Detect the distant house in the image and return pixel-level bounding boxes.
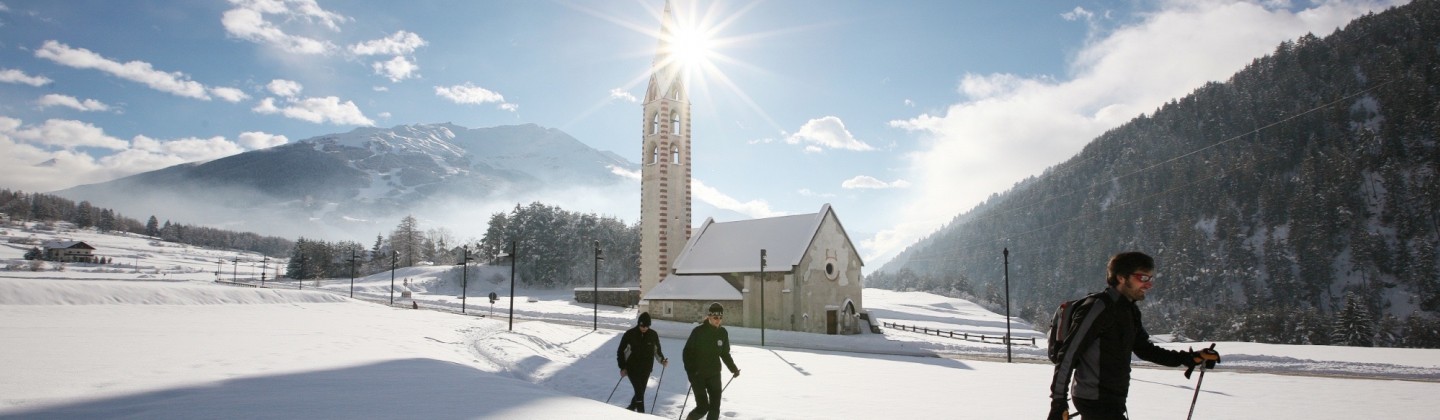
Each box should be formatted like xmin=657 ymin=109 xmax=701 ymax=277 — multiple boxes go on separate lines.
xmin=43 ymin=241 xmax=97 ymax=263
xmin=642 ymin=204 xmax=867 ymax=335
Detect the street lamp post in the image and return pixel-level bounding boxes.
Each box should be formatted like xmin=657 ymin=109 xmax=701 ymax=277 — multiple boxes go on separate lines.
xmin=232 ymin=256 xmax=239 ymax=284
xmin=260 ymin=256 xmax=268 ymax=287
xmin=760 ymin=249 xmax=767 ymax=347
xmin=298 ymin=255 xmax=305 ymax=290
xmin=508 ymin=240 xmax=517 ymax=331
xmin=348 ymin=249 xmax=357 ymax=298
xmin=389 ymin=250 xmax=398 ymax=306
xmin=593 ymin=240 xmax=604 ymax=331
xmin=1003 ymin=247 xmax=1012 ymax=363
xmin=459 ymin=246 xmax=474 ymax=314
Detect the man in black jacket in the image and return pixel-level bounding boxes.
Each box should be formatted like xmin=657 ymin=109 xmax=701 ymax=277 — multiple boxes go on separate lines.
xmin=1049 ymin=252 xmax=1221 ymax=420
xmin=683 ymin=303 xmax=739 ymax=420
xmin=617 ymin=312 xmax=667 ymax=412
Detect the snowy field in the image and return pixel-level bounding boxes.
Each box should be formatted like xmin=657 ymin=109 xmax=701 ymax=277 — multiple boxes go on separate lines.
xmin=2 ymin=225 xmax=1439 ymax=419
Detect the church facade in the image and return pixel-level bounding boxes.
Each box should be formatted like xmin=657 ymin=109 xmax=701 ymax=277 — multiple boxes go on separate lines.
xmin=635 ymin=2 xmax=866 ymax=335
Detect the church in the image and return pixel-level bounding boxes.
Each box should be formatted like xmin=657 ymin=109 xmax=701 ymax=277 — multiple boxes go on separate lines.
xmin=635 ymin=1 xmax=867 ymax=335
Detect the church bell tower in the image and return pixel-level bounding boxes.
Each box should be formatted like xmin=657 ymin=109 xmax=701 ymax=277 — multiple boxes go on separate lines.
xmin=639 ymin=0 xmax=691 ymax=298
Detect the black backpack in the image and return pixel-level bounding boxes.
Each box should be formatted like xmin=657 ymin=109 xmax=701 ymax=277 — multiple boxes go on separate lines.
xmin=1047 ymin=292 xmax=1106 ymax=364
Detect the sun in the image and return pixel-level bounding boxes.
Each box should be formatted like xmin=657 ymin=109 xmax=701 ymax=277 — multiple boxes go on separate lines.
xmin=665 ymin=26 xmax=717 ymax=76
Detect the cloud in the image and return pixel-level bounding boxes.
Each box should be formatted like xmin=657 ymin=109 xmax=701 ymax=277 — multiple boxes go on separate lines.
xmin=693 ymin=179 xmax=785 ymax=219
xmin=903 ymin=99 xmax=914 ymax=107
xmin=267 ymin=79 xmax=303 ymax=97
xmin=253 ymin=96 xmax=374 ymax=126
xmin=1062 ymin=6 xmax=1096 ymax=21
xmin=34 ymin=40 xmax=242 ymax=101
xmin=372 ymin=56 xmax=419 ymax=82
xmin=237 ymin=131 xmax=288 ymax=149
xmin=349 ymin=30 xmax=426 ymax=56
xmin=1 ymin=68 xmax=51 ymax=86
xmin=221 ymin=0 xmax=346 ymax=55
xmin=209 ymin=86 xmax=250 ymax=102
xmin=866 ymin=0 xmax=1405 ymax=267
xmin=608 ymin=165 xmax=640 ymax=181
xmin=609 ymin=88 xmax=638 ymax=103
xmin=0 ymin=116 xmax=258 ymax=192
xmin=435 ymin=82 xmax=516 ymax=111
xmin=797 ymin=188 xmax=836 ymax=198
xmin=785 ymin=116 xmax=874 ymax=153
xmin=841 ymin=176 xmax=911 ymax=190
xmin=3 ymin=117 xmax=127 ymax=150
xmin=36 ymin=94 xmax=111 ymax=112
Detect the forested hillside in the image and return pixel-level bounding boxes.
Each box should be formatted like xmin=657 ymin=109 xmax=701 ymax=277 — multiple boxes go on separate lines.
xmin=871 ymin=1 xmax=1440 ymax=347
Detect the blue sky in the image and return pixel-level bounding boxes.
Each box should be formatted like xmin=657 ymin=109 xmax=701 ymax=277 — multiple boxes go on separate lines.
xmin=0 ymin=0 xmax=1407 ymax=268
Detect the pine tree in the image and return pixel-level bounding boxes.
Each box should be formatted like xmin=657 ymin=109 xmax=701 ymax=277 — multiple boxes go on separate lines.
xmin=389 ymin=215 xmax=422 ymax=267
xmin=1331 ymin=293 xmax=1375 ymax=347
xmin=145 ymin=216 xmax=160 ymax=237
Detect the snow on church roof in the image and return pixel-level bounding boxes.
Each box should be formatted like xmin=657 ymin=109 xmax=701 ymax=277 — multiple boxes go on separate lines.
xmin=672 ymin=204 xmax=839 ymax=274
xmin=641 ymin=274 xmax=741 ymax=301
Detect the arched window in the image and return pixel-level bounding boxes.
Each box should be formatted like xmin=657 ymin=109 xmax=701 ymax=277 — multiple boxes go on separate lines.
xmin=651 ymin=145 xmax=659 ymax=164
xmin=650 ymin=113 xmax=659 ymax=135
xmin=670 ymin=112 xmax=681 ymax=135
xmin=671 ymin=145 xmax=680 ymax=164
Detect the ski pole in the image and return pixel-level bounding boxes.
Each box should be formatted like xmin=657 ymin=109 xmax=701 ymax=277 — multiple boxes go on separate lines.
xmin=677 ymin=382 xmax=692 ymax=420
xmin=1186 ymin=343 xmax=1216 ymax=420
xmin=651 ymin=363 xmax=667 ymax=413
xmin=721 ymin=375 xmax=735 ymax=392
xmin=605 ymin=375 xmax=624 ymax=404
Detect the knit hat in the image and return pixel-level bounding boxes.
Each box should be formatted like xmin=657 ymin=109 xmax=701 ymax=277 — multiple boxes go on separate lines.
xmin=638 ymin=312 xmax=652 ymax=327
xmin=707 ymin=302 xmax=724 ymax=316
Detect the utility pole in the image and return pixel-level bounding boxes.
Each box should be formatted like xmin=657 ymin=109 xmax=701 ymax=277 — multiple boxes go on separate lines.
xmin=348 ymin=249 xmax=357 ymax=298
xmin=760 ymin=249 xmax=767 ymax=347
xmin=1003 ymin=247 xmax=1012 ymax=363
xmin=593 ymin=240 xmax=604 ymax=331
xmin=460 ymin=246 xmax=473 ymax=314
xmin=508 ymin=240 xmax=517 ymax=331
xmin=232 ymin=256 xmax=239 ymax=284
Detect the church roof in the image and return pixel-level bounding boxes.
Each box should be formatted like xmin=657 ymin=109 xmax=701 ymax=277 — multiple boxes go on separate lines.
xmin=641 ymin=274 xmax=742 ymax=301
xmin=672 ymin=203 xmax=855 ymax=274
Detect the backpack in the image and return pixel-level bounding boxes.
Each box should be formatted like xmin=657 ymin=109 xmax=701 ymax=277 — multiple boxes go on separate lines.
xmin=1047 ymin=292 xmax=1105 ymax=364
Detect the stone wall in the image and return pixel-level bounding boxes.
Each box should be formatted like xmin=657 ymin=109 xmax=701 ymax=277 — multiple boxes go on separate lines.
xmin=574 ymin=287 xmax=641 ymax=307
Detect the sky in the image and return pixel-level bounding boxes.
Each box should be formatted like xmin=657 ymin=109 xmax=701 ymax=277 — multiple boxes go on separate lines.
xmin=1 ymin=221 xmax=1436 ymax=419
xmin=0 ymin=0 xmax=1413 ymax=269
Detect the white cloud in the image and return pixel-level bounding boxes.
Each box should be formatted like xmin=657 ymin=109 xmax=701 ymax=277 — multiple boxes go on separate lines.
xmin=609 ymin=88 xmax=638 ymax=103
xmin=0 ymin=68 xmax=51 ymax=86
xmin=36 ymin=94 xmax=111 ymax=112
xmin=131 ymin=135 xmax=245 ymax=162
xmin=377 ymin=111 xmax=392 ymax=119
xmin=903 ymin=99 xmax=914 ymax=107
xmin=237 ymin=131 xmax=288 ymax=149
xmin=221 ymin=0 xmax=346 ymax=55
xmin=372 ymin=86 xmax=389 ymax=92
xmin=34 ymin=41 xmax=213 ymax=100
xmin=372 ymin=56 xmax=419 ymax=82
xmin=1062 ymin=6 xmax=1096 ymax=21
xmin=435 ymin=82 xmax=517 ymax=111
xmin=785 ymin=116 xmax=874 ymax=153
xmin=4 ymin=117 xmax=127 ymax=150
xmin=253 ymin=96 xmax=374 ymax=126
xmin=840 ymin=176 xmax=911 ymax=190
xmin=267 ymin=79 xmax=303 ymax=97
xmin=349 ymin=30 xmax=427 ymax=56
xmin=209 ymin=86 xmax=250 ymax=102
xmin=797 ymin=188 xmax=836 ymax=198
xmin=608 ymin=165 xmax=640 ymax=181
xmin=693 ymin=179 xmax=785 ymax=219
xmin=867 ymin=0 xmax=1405 ymax=267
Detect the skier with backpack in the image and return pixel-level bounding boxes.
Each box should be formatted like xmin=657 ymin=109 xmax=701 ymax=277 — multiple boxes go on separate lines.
xmin=1047 ymin=251 xmax=1221 ymax=420
xmin=616 ymin=312 xmax=667 ymax=412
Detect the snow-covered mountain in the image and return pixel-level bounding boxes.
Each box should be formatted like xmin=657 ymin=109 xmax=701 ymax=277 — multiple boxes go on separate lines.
xmin=53 ymin=123 xmax=638 ymax=239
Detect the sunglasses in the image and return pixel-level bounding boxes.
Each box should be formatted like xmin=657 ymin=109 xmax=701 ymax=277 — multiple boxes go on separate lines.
xmin=1131 ymin=273 xmax=1155 ymax=283
xmin=709 ymin=314 xmax=724 ymax=319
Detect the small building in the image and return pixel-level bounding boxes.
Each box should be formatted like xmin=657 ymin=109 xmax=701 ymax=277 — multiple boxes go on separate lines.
xmin=642 ymin=204 xmax=866 ymax=335
xmin=44 ymin=241 xmax=97 ymax=263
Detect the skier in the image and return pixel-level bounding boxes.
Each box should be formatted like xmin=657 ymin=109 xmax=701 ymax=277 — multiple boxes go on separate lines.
xmin=683 ymin=303 xmax=739 ymax=420
xmin=1048 ymin=251 xmax=1221 ymax=420
xmin=616 ymin=312 xmax=667 ymax=412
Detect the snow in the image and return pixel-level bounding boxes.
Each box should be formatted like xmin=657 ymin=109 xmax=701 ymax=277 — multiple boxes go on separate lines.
xmin=2 ymin=225 xmax=1439 ymax=419
xmin=673 ymin=206 xmax=829 ymax=274
xmin=645 ymin=275 xmax=742 ymax=301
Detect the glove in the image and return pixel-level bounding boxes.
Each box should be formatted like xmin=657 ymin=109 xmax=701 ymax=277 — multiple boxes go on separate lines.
xmin=661 ymin=358 xmax=669 ymax=367
xmin=731 ymin=369 xmax=740 ymax=378
xmin=1047 ymin=398 xmax=1069 ymax=420
xmin=1188 ymin=348 xmax=1221 ymax=369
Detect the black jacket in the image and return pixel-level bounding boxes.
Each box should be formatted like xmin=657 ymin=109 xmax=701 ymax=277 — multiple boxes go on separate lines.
xmin=682 ymin=322 xmax=738 ymax=380
xmin=1051 ymin=287 xmax=1191 ymax=403
xmin=617 ymin=326 xmax=666 ymax=372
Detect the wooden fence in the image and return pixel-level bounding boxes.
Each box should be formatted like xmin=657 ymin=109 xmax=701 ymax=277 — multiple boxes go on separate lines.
xmin=882 ymin=321 xmax=1037 ymax=346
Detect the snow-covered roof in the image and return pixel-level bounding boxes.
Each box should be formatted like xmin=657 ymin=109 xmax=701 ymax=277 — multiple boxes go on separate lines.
xmin=43 ymin=241 xmax=94 ymax=250
xmin=672 ymin=204 xmax=836 ymax=274
xmin=640 ymin=274 xmax=741 ymax=301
